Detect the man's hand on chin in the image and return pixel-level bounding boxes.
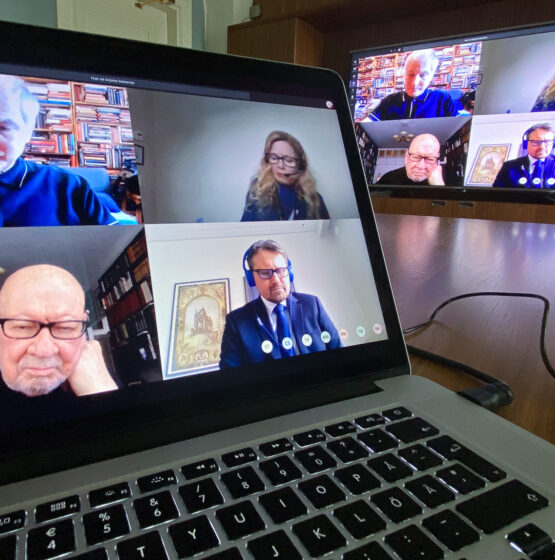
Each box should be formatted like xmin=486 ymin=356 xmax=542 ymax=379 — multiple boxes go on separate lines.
xmin=428 ymin=164 xmax=445 ymax=186
xmin=68 ymin=340 xmax=117 ymax=396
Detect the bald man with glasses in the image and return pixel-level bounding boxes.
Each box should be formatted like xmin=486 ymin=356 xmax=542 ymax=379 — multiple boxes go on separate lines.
xmin=376 ymin=134 xmax=446 ymax=186
xmin=0 ymin=264 xmax=116 ymax=397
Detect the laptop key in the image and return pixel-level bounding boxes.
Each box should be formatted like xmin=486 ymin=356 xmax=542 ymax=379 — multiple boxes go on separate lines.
xmin=292 ymin=514 xmax=347 ymax=557
xmin=221 ymin=447 xmax=257 ymax=468
xmin=398 ymin=444 xmax=443 ymax=471
xmin=507 ymin=523 xmax=552 ymax=555
xmin=343 ymin=541 xmax=394 ymax=560
xmin=27 ymin=519 xmax=75 ymax=560
xmin=137 ymin=469 xmax=177 ymax=494
xmin=299 ymin=474 xmax=346 ymax=509
xmin=530 ymin=542 xmax=555 ymax=559
xmin=0 ymin=510 xmax=26 ymax=535
xmin=258 ymin=486 xmax=308 ymax=523
xmin=293 ymin=429 xmax=326 ymax=447
xmin=247 ymin=530 xmax=302 ymax=560
xmin=259 ymin=455 xmax=302 ymax=486
xmin=169 ymin=515 xmax=220 ymax=557
xmin=436 ymin=463 xmax=485 ymax=494
xmin=325 ymin=421 xmax=356 ymax=437
xmin=385 ymin=417 xmax=439 ymax=443
xmin=353 ymin=413 xmax=385 ymax=429
xmin=357 ymin=429 xmax=398 ymax=452
xmin=70 ymin=549 xmax=107 ymax=560
xmin=0 ymin=535 xmax=16 ymax=560
xmin=181 ymin=458 xmax=218 ymax=480
xmin=327 ymin=437 xmax=369 ymax=463
xmin=216 ymin=501 xmax=265 ymax=540
xmin=204 ymin=548 xmax=242 ymax=560
xmin=259 ymin=438 xmax=293 ymax=457
xmin=371 ymin=487 xmax=422 ymax=523
xmin=89 ymin=482 xmax=131 ymax=508
xmin=381 ymin=406 xmax=412 ymax=421
xmin=384 ymin=524 xmax=443 ymax=559
xmin=179 ymin=478 xmax=224 ymax=513
xmin=427 ymin=435 xmax=507 ymax=482
xmin=116 ymin=531 xmax=168 ymax=560
xmin=456 ymin=479 xmax=549 ymax=534
xmin=367 ymin=452 xmax=413 ymax=483
xmin=221 ymin=466 xmax=265 ymax=499
xmin=333 ymin=500 xmax=386 ymax=539
xmin=404 ymin=475 xmax=455 ymax=508
xmin=294 ymin=446 xmax=337 ymax=474
xmin=133 ymin=490 xmax=179 ymax=528
xmin=423 ymin=510 xmax=480 ymax=551
xmin=334 ymin=463 xmax=380 ymax=495
xmin=83 ymin=504 xmax=130 ymax=545
xmin=35 ymin=495 xmax=80 ymax=523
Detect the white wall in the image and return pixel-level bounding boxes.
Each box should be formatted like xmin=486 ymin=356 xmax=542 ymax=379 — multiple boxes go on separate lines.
xmin=128 ymin=88 xmax=359 ymax=223
xmin=204 ymin=0 xmax=252 ymax=53
xmin=145 ymin=219 xmax=387 ymax=376
xmin=465 ymin=111 xmax=555 ymax=185
xmin=475 ymin=31 xmax=555 ymax=115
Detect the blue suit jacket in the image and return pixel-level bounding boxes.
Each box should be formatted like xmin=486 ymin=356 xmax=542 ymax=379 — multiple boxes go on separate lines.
xmin=492 ymin=155 xmax=555 ymax=188
xmin=219 ymin=292 xmax=342 ymax=369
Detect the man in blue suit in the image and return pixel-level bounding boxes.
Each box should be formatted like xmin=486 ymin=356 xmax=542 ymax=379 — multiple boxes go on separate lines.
xmin=219 ymin=239 xmax=342 ymax=369
xmin=492 ymin=123 xmax=555 ymax=188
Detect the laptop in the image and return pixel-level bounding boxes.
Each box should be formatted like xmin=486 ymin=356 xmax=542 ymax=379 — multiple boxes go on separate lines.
xmin=0 ymin=20 xmax=553 ymax=560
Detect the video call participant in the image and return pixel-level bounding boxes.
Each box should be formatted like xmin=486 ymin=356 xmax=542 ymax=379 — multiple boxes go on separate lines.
xmin=0 ymin=74 xmax=117 ymax=227
xmin=0 ymin=264 xmax=117 ymax=397
xmin=376 ymin=134 xmax=445 ymax=186
xmin=219 ymin=240 xmax=341 ymax=369
xmin=493 ymin=123 xmax=555 ymax=188
xmin=240 ymin=130 xmax=330 ymax=221
xmin=366 ymin=49 xmax=462 ymax=121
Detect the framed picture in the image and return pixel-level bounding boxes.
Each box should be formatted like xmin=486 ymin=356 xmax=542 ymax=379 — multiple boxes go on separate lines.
xmin=167 ymin=279 xmax=230 ymax=377
xmin=467 ymin=144 xmax=511 ymax=186
xmin=134 ymin=144 xmax=144 ymax=165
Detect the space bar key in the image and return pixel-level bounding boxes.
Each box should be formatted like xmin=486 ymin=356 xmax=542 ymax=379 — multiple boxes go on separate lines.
xmin=455 ymin=480 xmax=549 ymax=534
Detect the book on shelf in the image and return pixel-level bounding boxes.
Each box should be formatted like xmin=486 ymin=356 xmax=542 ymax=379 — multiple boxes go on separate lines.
xmin=133 ymin=258 xmax=150 ymax=284
xmin=126 ymin=234 xmax=148 ymax=264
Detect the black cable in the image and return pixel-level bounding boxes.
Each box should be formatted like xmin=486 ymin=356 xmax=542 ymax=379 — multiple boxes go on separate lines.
xmin=403 ymin=291 xmax=554 ymax=379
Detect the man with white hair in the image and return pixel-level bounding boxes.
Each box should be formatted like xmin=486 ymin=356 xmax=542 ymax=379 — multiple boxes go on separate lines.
xmin=0 ymin=74 xmax=116 ymax=226
xmin=367 ymin=49 xmax=462 ymax=121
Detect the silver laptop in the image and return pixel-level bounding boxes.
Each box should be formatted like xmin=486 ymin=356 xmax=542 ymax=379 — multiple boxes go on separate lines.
xmin=0 ymin=21 xmax=553 ymax=560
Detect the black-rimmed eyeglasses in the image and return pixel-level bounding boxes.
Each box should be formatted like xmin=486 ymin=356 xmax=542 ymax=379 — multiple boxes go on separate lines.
xmin=266 ymin=152 xmax=299 ymax=169
xmin=407 ymin=153 xmax=439 ymax=164
xmin=254 ymin=267 xmax=290 ymax=280
xmin=0 ymin=319 xmax=88 ymax=340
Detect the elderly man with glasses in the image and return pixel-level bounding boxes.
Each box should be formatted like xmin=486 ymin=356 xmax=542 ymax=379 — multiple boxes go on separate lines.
xmin=376 ymin=134 xmax=445 ymax=186
xmin=493 ymin=123 xmax=555 ymax=189
xmin=219 ymin=240 xmax=341 ymax=369
xmin=0 ymin=264 xmax=116 ymax=397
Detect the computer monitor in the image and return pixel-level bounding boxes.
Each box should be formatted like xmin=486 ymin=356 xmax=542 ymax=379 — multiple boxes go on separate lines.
xmin=348 ymin=24 xmax=555 ymax=192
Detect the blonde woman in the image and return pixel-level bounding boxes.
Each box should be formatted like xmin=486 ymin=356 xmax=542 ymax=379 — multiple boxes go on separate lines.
xmin=241 ymin=131 xmax=329 ymax=221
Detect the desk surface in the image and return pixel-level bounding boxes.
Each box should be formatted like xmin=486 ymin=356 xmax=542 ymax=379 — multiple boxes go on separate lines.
xmin=375 ymin=214 xmax=555 ymax=443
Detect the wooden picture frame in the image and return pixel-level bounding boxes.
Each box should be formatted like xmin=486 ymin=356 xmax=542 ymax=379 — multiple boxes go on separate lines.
xmin=167 ymin=278 xmax=230 ymax=377
xmin=467 ymin=144 xmax=511 ymax=186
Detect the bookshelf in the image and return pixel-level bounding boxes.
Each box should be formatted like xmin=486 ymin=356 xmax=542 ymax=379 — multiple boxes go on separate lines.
xmin=445 ymin=120 xmax=472 ymax=185
xmin=97 ymin=229 xmax=161 ymax=386
xmin=22 ymin=78 xmax=135 ymax=175
xmin=354 ymin=123 xmax=378 ymax=185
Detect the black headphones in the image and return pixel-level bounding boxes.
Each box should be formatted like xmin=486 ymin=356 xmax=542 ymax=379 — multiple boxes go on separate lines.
xmin=243 ymin=246 xmax=294 ymax=287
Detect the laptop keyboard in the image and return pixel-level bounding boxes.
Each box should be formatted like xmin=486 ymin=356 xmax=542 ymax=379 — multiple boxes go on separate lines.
xmin=1 ymin=406 xmax=553 ymax=559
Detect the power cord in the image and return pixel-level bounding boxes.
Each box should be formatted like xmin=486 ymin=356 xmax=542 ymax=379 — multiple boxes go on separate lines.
xmin=402 ymin=291 xmax=554 ymax=410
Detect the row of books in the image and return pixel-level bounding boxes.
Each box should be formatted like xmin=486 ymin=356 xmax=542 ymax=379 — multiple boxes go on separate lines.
xmin=75 ymin=105 xmax=132 ymax=125
xmin=112 ymin=318 xmax=157 ymax=360
xmin=22 ymin=155 xmax=72 ymax=167
xmin=26 ymin=132 xmax=75 ymax=155
xmin=77 ymin=143 xmax=136 ymax=169
xmin=126 ymin=234 xmax=148 ymax=264
xmin=35 ymin=107 xmax=73 ymax=129
xmin=73 ymin=84 xmax=129 ymax=107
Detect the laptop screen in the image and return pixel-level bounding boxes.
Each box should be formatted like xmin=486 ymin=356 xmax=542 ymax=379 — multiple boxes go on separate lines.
xmin=0 ymin=24 xmax=406 ymax=471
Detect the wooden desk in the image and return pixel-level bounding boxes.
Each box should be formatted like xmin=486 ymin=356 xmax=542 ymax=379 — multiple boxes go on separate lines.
xmin=375 ymin=214 xmax=555 ymax=443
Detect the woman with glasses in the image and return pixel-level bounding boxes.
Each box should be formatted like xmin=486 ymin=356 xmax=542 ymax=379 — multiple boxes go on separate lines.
xmin=240 ymin=130 xmax=330 ymax=221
